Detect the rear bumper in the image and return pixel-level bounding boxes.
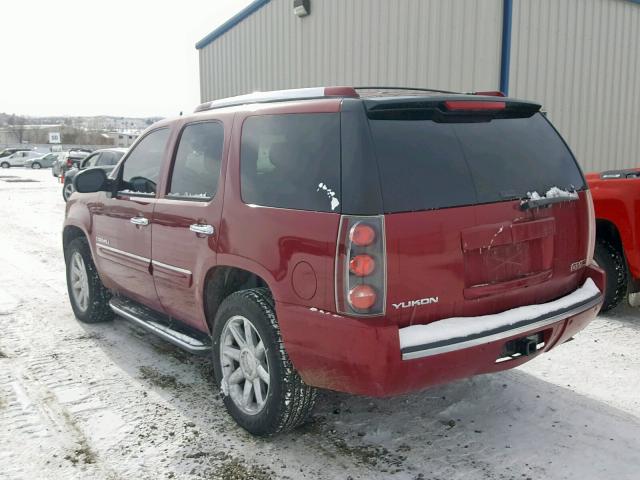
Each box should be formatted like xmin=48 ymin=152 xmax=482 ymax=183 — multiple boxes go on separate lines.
xmin=277 ymin=265 xmax=605 ymax=397
xmin=400 ymin=278 xmax=602 ymax=360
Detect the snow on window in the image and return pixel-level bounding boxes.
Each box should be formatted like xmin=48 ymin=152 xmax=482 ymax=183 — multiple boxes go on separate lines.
xmin=526 ymin=187 xmax=578 ymax=201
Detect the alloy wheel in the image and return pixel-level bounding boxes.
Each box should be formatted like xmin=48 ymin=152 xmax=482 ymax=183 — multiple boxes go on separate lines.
xmin=64 ymin=183 xmax=75 ymax=199
xmin=220 ymin=315 xmax=270 ymax=415
xmin=70 ymin=252 xmax=90 ymax=312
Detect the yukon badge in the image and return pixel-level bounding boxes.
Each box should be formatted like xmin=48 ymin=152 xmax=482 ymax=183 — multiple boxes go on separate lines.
xmin=393 ymin=297 xmax=439 ymax=310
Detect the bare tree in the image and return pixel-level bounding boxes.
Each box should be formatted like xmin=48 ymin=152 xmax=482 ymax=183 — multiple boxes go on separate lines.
xmin=7 ymin=114 xmax=27 ymax=144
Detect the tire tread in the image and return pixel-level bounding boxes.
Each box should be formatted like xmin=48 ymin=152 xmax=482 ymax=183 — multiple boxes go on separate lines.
xmin=65 ymin=237 xmax=113 ymax=323
xmin=214 ymin=288 xmax=317 ymax=435
xmin=594 ymin=239 xmax=627 ymax=312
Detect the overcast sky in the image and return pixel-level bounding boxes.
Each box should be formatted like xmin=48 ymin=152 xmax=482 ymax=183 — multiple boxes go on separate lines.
xmin=0 ymin=0 xmax=252 ymax=118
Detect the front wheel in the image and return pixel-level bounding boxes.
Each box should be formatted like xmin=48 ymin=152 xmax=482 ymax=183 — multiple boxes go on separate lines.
xmin=32 ymin=162 xmax=41 ymax=169
xmin=212 ymin=288 xmax=317 ymax=436
xmin=1 ymin=162 xmax=9 ymax=169
xmin=65 ymin=237 xmax=113 ymax=323
xmin=63 ymin=181 xmax=74 ymax=201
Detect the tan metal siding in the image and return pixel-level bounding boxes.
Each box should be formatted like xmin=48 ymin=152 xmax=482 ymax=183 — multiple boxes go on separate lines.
xmin=510 ymin=0 xmax=640 ymax=172
xmin=199 ymin=0 xmax=503 ymax=101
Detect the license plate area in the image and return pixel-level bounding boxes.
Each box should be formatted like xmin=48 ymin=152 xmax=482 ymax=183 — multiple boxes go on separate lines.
xmin=496 ymin=332 xmax=545 ymax=363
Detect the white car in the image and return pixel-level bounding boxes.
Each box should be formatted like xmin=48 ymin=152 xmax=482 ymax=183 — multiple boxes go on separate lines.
xmin=0 ymin=150 xmax=43 ymax=168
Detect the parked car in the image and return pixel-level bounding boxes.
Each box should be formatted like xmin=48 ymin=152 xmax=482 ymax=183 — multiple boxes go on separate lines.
xmin=64 ymin=86 xmax=605 ymax=436
xmin=0 ymin=150 xmax=44 ymax=168
xmin=586 ymin=168 xmax=640 ymax=311
xmin=24 ymin=152 xmax=61 ymax=169
xmin=0 ymin=147 xmax=33 ymax=159
xmin=62 ymin=148 xmax=126 ymax=201
xmin=57 ymin=149 xmax=92 ymax=176
xmin=52 ymin=157 xmax=64 ymax=177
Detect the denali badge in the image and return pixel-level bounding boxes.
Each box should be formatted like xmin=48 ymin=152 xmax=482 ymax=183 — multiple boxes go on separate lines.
xmin=96 ymin=236 xmax=110 ymax=246
xmin=570 ymin=259 xmax=587 ymax=272
xmin=393 ymin=297 xmax=439 ymax=310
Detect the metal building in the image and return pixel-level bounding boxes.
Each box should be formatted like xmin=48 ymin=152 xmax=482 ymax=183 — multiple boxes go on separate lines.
xmin=196 ymin=0 xmax=640 ymax=172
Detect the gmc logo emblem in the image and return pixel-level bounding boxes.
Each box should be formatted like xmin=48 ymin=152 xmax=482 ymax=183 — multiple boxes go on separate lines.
xmin=392 ymin=297 xmax=439 ymax=310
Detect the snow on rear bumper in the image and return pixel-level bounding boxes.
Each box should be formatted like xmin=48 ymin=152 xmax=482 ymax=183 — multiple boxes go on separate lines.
xmin=399 ymin=278 xmax=603 ymax=360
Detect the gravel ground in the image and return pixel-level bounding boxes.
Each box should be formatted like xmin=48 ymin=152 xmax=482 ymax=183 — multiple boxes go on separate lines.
xmin=0 ymin=168 xmax=639 ymax=480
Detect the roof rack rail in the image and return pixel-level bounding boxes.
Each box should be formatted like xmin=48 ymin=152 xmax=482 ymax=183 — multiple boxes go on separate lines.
xmin=192 ymin=86 xmax=503 ymax=113
xmin=194 ymin=86 xmax=358 ymax=113
xmin=355 ymin=86 xmax=461 ymax=95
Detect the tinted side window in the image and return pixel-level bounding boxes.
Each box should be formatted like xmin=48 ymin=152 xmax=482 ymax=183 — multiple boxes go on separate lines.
xmin=97 ymin=152 xmax=113 ymax=166
xmin=97 ymin=151 xmax=122 ymax=166
xmin=240 ymin=113 xmax=341 ymax=212
xmin=84 ymin=153 xmax=100 ymax=168
xmin=120 ymin=128 xmax=170 ymax=194
xmin=168 ymin=122 xmax=224 ymax=200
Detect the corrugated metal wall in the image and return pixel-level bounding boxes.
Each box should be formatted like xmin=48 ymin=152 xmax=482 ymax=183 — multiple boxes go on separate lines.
xmin=199 ymin=0 xmax=640 ymax=173
xmin=199 ymin=0 xmax=504 ymax=101
xmin=510 ymin=0 xmax=640 ymax=172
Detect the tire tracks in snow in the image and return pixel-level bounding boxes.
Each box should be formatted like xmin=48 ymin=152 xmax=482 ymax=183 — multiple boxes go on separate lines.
xmin=2 ymin=170 xmax=640 ymax=480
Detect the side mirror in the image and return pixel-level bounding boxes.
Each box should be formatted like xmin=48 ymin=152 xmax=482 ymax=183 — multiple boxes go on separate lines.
xmin=74 ymin=168 xmax=111 ymax=193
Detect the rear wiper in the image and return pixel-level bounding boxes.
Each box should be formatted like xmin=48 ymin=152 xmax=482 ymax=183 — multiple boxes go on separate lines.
xmin=519 ymin=190 xmax=579 ymax=211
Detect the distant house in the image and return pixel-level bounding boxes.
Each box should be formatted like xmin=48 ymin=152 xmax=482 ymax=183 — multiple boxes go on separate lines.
xmin=104 ymin=131 xmax=139 ymax=148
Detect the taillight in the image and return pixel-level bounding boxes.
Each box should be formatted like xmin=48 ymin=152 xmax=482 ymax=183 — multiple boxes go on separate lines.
xmin=473 ymin=91 xmax=505 ymax=97
xmin=349 ymin=222 xmax=375 ymax=246
xmin=336 ymin=215 xmax=386 ymax=316
xmin=585 ymin=190 xmax=596 ymax=264
xmin=348 ymin=285 xmax=377 ymax=310
xmin=444 ymin=100 xmax=506 ymax=111
xmin=349 ymin=254 xmax=375 ymax=277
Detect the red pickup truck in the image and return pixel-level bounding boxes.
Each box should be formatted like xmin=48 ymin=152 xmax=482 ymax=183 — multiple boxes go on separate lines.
xmin=587 ymin=169 xmax=640 ymax=311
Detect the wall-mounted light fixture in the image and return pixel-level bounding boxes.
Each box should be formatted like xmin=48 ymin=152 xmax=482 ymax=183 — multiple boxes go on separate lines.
xmin=293 ymin=0 xmax=310 ymax=17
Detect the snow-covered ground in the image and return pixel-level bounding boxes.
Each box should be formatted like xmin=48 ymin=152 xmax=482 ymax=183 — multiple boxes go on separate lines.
xmin=0 ymin=168 xmax=639 ymax=480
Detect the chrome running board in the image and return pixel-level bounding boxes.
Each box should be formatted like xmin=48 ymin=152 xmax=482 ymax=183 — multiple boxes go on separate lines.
xmin=109 ymin=297 xmax=212 ymax=355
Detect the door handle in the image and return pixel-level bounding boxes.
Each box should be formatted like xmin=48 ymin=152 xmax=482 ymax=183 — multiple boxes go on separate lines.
xmin=189 ymin=224 xmax=215 ymax=236
xmin=130 ymin=216 xmax=149 ymax=226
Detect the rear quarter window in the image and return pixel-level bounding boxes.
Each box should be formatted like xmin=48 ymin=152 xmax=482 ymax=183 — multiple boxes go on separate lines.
xmin=240 ymin=113 xmax=341 ymax=213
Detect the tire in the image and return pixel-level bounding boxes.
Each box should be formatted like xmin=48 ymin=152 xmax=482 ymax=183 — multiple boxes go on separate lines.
xmin=32 ymin=162 xmax=41 ymax=169
xmin=1 ymin=162 xmax=9 ymax=169
xmin=63 ymin=181 xmax=74 ymax=201
xmin=594 ymin=239 xmax=628 ymax=312
xmin=212 ymin=288 xmax=317 ymax=436
xmin=65 ymin=237 xmax=113 ymax=323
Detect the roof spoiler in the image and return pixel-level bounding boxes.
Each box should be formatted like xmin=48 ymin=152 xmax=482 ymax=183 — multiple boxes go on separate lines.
xmin=364 ymin=98 xmax=541 ymax=121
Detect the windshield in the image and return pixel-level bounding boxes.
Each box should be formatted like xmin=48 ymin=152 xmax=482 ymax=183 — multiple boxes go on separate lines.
xmin=368 ymin=113 xmax=586 ymax=213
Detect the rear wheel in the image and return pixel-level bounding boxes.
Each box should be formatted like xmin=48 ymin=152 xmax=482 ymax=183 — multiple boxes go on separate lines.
xmin=212 ymin=288 xmax=317 ymax=436
xmin=65 ymin=237 xmax=113 ymax=323
xmin=594 ymin=239 xmax=628 ymax=312
xmin=63 ymin=181 xmax=74 ymax=201
xmin=1 ymin=162 xmax=9 ymax=169
xmin=31 ymin=162 xmax=41 ymax=169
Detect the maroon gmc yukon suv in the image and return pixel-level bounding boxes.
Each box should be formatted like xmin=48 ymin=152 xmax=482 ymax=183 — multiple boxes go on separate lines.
xmin=64 ymin=87 xmax=604 ymax=436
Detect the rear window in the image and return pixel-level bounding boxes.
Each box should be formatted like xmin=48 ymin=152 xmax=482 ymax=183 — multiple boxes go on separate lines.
xmin=368 ymin=113 xmax=585 ymax=213
xmin=240 ymin=113 xmax=341 ymax=212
